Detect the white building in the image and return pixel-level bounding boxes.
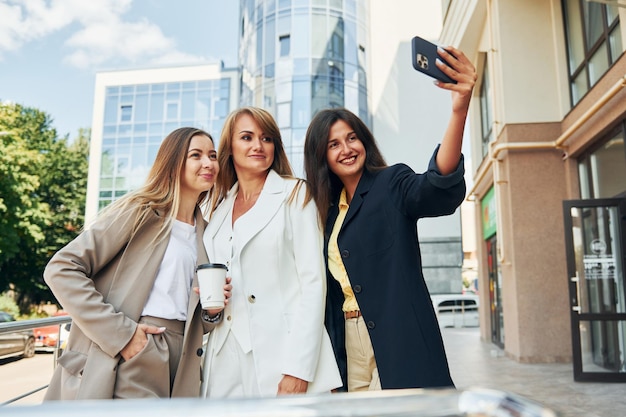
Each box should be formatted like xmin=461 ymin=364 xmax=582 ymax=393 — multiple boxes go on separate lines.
xmin=85 ymin=63 xmax=239 ymax=222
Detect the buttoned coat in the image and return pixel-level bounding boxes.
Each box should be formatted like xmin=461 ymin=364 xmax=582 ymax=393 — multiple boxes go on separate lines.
xmin=202 ymin=170 xmax=341 ymax=396
xmin=324 ymin=148 xmax=465 ymax=390
xmin=43 ymin=205 xmax=212 ymax=400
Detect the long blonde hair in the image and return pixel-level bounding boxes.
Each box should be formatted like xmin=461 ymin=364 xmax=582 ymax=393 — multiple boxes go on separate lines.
xmin=98 ymin=127 xmax=214 ymax=243
xmin=212 ymin=107 xmax=298 ymax=210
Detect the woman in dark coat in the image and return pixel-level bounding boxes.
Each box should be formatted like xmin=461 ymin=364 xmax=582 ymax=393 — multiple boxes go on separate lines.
xmin=303 ymin=44 xmax=476 ymax=391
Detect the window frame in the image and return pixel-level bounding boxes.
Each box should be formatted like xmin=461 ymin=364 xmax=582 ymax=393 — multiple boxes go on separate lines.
xmin=577 ymin=119 xmax=626 ymax=199
xmin=478 ymin=56 xmax=494 ymax=159
xmin=279 ymin=33 xmax=291 ymax=57
xmin=562 ymin=0 xmax=621 ymax=106
xmin=119 ymin=104 xmax=133 ymax=123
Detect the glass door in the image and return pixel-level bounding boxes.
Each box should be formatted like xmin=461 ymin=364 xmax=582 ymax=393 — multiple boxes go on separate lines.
xmin=486 ymin=236 xmax=504 ymax=348
xmin=563 ymin=198 xmax=626 ymax=381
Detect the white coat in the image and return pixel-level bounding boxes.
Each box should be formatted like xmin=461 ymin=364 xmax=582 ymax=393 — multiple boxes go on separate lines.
xmin=201 ymin=170 xmax=341 ymax=396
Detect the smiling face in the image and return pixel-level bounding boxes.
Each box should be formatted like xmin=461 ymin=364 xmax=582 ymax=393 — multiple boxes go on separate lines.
xmin=180 ymin=134 xmax=219 ymax=198
xmin=230 ymin=113 xmax=275 ymax=177
xmin=326 ymin=119 xmax=366 ymax=186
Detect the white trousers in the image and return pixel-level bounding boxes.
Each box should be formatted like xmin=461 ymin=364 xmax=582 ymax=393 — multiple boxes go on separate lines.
xmin=202 ymin=330 xmax=261 ymax=398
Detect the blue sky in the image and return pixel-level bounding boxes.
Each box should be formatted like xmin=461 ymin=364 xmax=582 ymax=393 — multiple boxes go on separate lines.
xmin=0 ymin=0 xmax=239 ymax=139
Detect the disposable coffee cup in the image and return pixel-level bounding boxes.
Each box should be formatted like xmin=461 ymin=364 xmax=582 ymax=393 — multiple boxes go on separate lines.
xmin=196 ymin=263 xmax=228 ymax=309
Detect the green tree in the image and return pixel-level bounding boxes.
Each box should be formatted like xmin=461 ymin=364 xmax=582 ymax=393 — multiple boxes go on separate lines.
xmin=0 ymin=103 xmax=89 ymax=312
xmin=0 ymin=104 xmax=50 ymax=273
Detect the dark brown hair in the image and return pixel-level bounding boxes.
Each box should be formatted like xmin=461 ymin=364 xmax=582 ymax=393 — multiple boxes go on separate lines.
xmin=304 ymin=108 xmax=386 ymax=225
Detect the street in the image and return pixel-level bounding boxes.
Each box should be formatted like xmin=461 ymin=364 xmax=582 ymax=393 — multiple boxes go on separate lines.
xmin=0 ymin=353 xmax=52 ymax=405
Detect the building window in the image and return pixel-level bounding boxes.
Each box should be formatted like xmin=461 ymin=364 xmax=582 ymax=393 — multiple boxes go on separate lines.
xmin=279 ymin=34 xmax=291 ymax=57
xmin=277 ymin=102 xmax=291 ymax=128
xmin=329 ymin=63 xmax=344 ymax=97
xmin=120 ymin=105 xmax=133 ymax=122
xmin=166 ymin=102 xmax=179 ymax=120
xmin=479 ymin=59 xmax=494 ymax=159
xmin=578 ymin=120 xmax=626 ymax=199
xmin=329 ymin=20 xmax=344 ymax=60
xmin=562 ymin=0 xmax=621 ymax=106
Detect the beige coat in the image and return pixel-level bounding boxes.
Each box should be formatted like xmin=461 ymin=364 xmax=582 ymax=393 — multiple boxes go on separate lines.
xmin=43 ymin=205 xmax=212 ymax=400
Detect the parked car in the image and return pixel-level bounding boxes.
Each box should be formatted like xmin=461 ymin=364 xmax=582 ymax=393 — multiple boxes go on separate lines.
xmin=33 ymin=311 xmax=69 ymax=353
xmin=0 ymin=311 xmax=36 ymax=360
xmin=430 ymin=294 xmax=479 ymax=328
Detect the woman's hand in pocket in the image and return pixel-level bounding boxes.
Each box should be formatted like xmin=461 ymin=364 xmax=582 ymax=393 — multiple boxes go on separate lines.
xmin=120 ymin=323 xmax=165 ymax=361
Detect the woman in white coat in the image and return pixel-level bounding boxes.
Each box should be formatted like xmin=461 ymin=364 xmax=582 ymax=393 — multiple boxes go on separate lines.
xmin=201 ymin=107 xmax=341 ymax=398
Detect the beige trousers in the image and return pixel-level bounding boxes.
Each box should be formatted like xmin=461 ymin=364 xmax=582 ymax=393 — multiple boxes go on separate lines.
xmin=345 ymin=316 xmax=381 ymax=392
xmin=113 ymin=316 xmax=184 ymax=398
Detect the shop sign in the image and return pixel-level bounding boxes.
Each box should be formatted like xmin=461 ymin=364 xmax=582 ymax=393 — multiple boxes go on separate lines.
xmin=482 ymin=186 xmax=497 ymax=239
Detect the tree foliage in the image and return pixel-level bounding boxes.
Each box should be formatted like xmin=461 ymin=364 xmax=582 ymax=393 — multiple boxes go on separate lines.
xmin=0 ymin=102 xmax=89 ymax=312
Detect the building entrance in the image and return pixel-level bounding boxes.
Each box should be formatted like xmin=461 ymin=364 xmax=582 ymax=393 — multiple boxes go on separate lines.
xmin=486 ymin=236 xmax=504 ymax=348
xmin=563 ymin=198 xmax=626 ymax=382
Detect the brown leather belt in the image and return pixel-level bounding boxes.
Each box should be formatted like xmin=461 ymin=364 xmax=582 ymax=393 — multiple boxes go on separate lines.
xmin=344 ymin=310 xmax=362 ymax=320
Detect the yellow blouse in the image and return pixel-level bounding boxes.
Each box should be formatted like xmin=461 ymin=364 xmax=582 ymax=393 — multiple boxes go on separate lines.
xmin=327 ymin=188 xmax=360 ymax=312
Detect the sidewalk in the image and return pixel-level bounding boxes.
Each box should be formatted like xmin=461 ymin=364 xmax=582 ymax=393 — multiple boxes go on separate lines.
xmin=441 ymin=327 xmax=626 ymax=417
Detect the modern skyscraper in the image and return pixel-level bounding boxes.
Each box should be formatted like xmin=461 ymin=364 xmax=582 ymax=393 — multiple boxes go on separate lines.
xmin=84 ymin=63 xmax=239 ymax=222
xmin=239 ymin=0 xmax=370 ymax=175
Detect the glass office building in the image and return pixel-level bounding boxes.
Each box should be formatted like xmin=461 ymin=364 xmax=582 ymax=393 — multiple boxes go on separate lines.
xmin=86 ymin=2 xmax=372 ymax=217
xmin=84 ymin=64 xmax=239 ymax=222
xmin=239 ymin=0 xmax=370 ymax=175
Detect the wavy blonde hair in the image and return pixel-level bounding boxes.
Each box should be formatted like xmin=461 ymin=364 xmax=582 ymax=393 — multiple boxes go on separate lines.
xmin=97 ymin=127 xmax=214 ymax=243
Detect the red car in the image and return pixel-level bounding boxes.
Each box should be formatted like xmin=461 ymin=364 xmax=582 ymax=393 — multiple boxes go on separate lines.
xmin=34 ymin=312 xmax=69 ymax=353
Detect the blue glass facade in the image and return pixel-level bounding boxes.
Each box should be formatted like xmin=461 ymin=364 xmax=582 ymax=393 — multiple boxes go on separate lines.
xmin=88 ymin=2 xmax=372 ymax=218
xmin=239 ymin=0 xmax=370 ymax=175
xmin=96 ymin=76 xmax=234 ymax=211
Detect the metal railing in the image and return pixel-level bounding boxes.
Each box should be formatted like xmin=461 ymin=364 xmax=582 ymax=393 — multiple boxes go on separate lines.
xmin=0 ymin=315 xmax=72 ymax=405
xmin=0 ymin=315 xmax=72 ymax=333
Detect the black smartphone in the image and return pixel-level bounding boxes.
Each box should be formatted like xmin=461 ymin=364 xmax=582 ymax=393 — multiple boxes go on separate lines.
xmin=411 ymin=36 xmax=456 ymax=84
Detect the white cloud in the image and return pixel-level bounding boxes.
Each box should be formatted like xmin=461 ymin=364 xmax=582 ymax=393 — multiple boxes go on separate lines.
xmin=0 ymin=0 xmax=205 ymax=68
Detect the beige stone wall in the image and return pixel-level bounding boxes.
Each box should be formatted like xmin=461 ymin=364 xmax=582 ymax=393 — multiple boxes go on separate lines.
xmin=500 ymin=127 xmax=572 ymax=362
xmin=473 ymin=122 xmax=572 ymax=363
xmin=445 ymin=0 xmax=626 ymax=366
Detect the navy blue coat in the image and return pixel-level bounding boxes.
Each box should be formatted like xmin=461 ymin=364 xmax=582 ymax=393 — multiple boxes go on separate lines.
xmin=324 ymin=148 xmax=465 ymax=390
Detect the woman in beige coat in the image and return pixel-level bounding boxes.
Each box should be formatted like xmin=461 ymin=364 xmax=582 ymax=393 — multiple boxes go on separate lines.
xmin=43 ymin=127 xmax=230 ymax=400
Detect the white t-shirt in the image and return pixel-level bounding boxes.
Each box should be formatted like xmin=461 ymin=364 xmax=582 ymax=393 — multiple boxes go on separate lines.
xmin=141 ymin=219 xmax=197 ymax=321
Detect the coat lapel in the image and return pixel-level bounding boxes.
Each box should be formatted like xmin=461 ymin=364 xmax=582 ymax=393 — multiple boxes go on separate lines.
xmin=185 ymin=207 xmax=207 ymax=331
xmin=343 ymin=169 xmax=375 ymax=228
xmin=234 ymin=170 xmax=286 ymax=255
xmin=205 ymin=187 xmax=236 ymax=261
xmin=108 ymin=209 xmax=168 ymax=321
